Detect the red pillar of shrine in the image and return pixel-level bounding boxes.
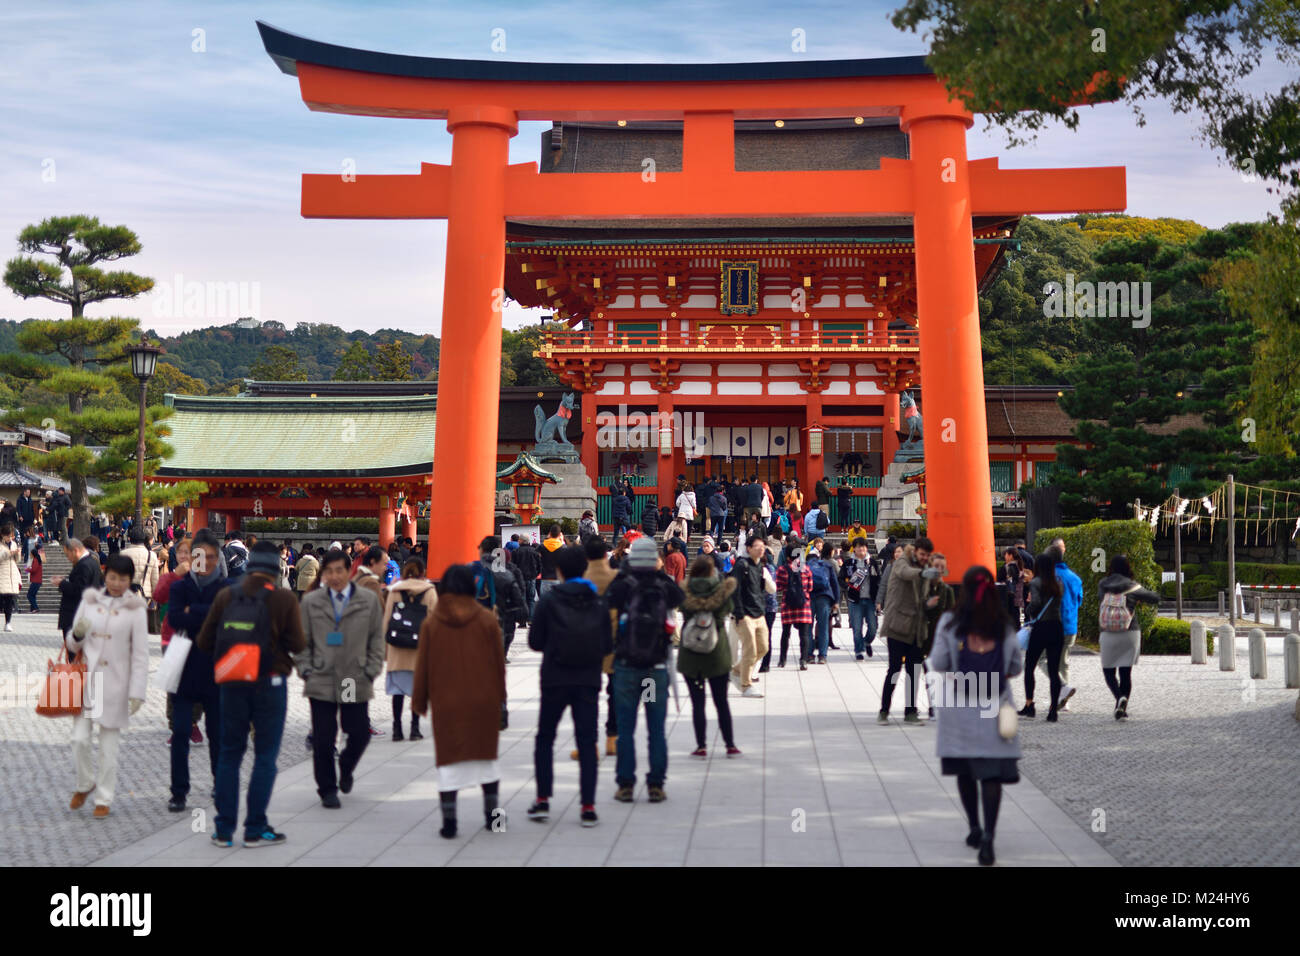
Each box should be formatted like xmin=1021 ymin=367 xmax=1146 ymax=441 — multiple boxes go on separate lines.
xmin=189 ymin=506 xmax=207 ymax=535
xmin=657 ymin=392 xmax=675 ymax=509
xmin=881 ymin=389 xmax=901 ymax=471
xmin=378 ymin=501 xmax=396 ymax=549
xmin=426 ymin=105 xmax=517 ymax=579
xmin=225 ymin=512 xmax=240 ymax=535
xmin=801 ymin=394 xmax=823 ymax=508
xmin=399 ymin=512 xmax=416 ymax=546
xmin=581 ymin=395 xmax=599 ymax=491
xmin=903 ymin=106 xmax=995 ymax=576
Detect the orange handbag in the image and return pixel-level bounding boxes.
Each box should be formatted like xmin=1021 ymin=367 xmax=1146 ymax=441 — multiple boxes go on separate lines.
xmin=214 ymin=643 xmax=261 ymax=684
xmin=36 ymin=651 xmax=86 ymax=718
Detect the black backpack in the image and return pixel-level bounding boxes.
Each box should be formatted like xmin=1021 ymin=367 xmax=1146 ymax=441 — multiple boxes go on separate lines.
xmin=223 ymin=543 xmax=247 ymax=574
xmin=494 ymin=570 xmax=524 ymax=626
xmin=387 ymin=586 xmax=430 ymax=649
xmin=618 ymin=578 xmax=670 ymax=667
xmin=212 ymin=583 xmax=274 ymax=683
xmin=548 ymin=589 xmax=609 ymax=670
xmin=784 ymin=564 xmax=807 ymax=609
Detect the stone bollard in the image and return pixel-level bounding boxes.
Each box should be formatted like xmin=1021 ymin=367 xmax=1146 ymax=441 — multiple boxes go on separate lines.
xmin=1190 ymin=620 xmax=1207 ymax=664
xmin=1254 ymin=595 xmax=1261 ymax=624
xmin=1218 ymin=625 xmax=1236 ymax=671
xmin=1292 ymin=608 xmax=1299 ymax=635
xmin=1218 ymin=591 xmax=1225 ymax=615
xmin=1285 ymin=634 xmax=1300 ymax=690
xmin=1248 ymin=628 xmax=1268 ymax=679
xmin=1274 ymin=600 xmax=1282 ymax=629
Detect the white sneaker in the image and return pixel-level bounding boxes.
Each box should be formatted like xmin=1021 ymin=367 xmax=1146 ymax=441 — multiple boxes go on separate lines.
xmin=3 ymin=623 xmax=12 ymax=632
xmin=741 ymin=685 xmax=764 ymax=699
xmin=1058 ymin=684 xmax=1075 ymax=707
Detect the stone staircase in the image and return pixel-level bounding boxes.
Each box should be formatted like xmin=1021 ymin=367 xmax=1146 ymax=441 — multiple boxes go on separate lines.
xmin=24 ymin=542 xmax=71 ymax=614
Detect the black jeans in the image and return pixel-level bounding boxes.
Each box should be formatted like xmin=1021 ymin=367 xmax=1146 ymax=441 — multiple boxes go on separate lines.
xmin=880 ymin=637 xmax=923 ymax=712
xmin=686 ymin=674 xmax=734 ymax=749
xmin=779 ymin=621 xmax=812 ymax=664
xmin=1102 ymin=667 xmax=1133 ymax=701
xmin=309 ymin=698 xmax=371 ymax=797
xmin=760 ymin=610 xmax=776 ymax=669
xmin=170 ymin=688 xmax=220 ymax=801
xmin=604 ymin=672 xmax=617 ymax=738
xmin=534 ymin=684 xmax=599 ymax=806
xmin=1023 ymin=619 xmax=1064 ymax=710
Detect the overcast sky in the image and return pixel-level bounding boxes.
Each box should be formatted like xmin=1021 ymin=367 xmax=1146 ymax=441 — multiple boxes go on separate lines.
xmin=0 ymin=0 xmax=1286 ymax=337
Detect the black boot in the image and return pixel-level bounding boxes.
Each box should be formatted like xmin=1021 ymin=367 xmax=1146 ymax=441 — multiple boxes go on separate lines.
xmin=978 ymin=833 xmax=996 ymax=866
xmin=391 ymin=695 xmax=404 ymax=741
xmin=409 ymin=713 xmax=423 ymax=741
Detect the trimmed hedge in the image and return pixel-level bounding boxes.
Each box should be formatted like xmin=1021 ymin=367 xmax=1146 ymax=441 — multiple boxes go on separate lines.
xmin=1206 ymin=562 xmax=1300 ymax=587
xmin=886 ymin=522 xmax=927 ymax=538
xmin=1034 ymin=520 xmax=1160 ymax=644
xmin=1159 ymin=575 xmax=1222 ymax=601
xmin=1143 ymin=618 xmax=1214 ymax=656
xmin=993 ymin=521 xmax=1026 ymax=539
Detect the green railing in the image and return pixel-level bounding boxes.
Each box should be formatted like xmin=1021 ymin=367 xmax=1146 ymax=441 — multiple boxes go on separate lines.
xmin=596 ymin=491 xmax=657 ymax=527
xmin=831 ymin=475 xmax=882 ymax=488
xmin=990 ymin=461 xmax=1014 ymax=493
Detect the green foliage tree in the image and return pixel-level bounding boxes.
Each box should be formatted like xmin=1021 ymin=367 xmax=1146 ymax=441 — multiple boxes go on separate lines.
xmin=249 ymin=344 xmax=307 ymax=381
xmin=502 ymin=323 xmax=562 ymax=387
xmin=890 ymin=0 xmax=1300 ymax=202
xmin=372 ymin=340 xmax=413 ymax=380
xmin=1052 ymin=226 xmax=1260 ymax=518
xmin=1214 ymin=199 xmax=1300 ymax=457
xmin=333 ymin=340 xmax=374 ymax=381
xmin=3 ymin=216 xmax=154 ymax=317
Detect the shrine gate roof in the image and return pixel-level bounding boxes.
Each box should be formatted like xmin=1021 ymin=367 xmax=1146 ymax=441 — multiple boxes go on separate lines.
xmin=155 ymin=394 xmax=436 ymax=479
xmin=257 ymin=22 xmax=931 ymax=84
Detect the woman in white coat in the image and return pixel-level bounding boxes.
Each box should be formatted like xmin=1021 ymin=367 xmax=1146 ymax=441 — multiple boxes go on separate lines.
xmin=0 ymin=523 xmax=22 ymax=630
xmin=65 ymin=553 xmax=150 ymax=818
xmin=673 ymin=484 xmax=697 ymax=544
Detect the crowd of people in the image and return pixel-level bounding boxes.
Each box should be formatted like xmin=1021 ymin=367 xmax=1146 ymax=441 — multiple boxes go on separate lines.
xmin=32 ymin=483 xmax=1164 ymax=865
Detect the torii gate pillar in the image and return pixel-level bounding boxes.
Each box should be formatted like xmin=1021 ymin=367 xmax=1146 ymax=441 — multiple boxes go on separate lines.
xmin=903 ymin=105 xmax=995 ymax=570
xmin=428 ymin=107 xmax=517 ymax=579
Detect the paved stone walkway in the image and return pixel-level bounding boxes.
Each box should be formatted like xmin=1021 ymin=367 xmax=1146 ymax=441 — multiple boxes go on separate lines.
xmin=6 ymin=610 xmax=1294 ymax=866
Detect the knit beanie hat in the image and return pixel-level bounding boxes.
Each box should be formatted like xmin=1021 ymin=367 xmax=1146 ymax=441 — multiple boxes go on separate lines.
xmin=246 ymin=541 xmax=281 ymax=577
xmin=626 ymin=536 xmax=659 ymax=570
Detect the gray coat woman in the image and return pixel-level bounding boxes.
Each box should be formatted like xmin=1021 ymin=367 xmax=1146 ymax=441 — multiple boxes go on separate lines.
xmin=928 ymin=566 xmax=1024 ymax=865
xmin=1097 ymin=556 xmax=1161 ymax=719
xmin=296 ymin=584 xmax=386 ymax=703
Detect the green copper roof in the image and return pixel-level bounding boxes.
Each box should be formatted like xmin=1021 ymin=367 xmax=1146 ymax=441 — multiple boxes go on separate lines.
xmin=155 ymin=394 xmax=436 ymax=478
xmin=496 ymin=453 xmax=558 ymax=482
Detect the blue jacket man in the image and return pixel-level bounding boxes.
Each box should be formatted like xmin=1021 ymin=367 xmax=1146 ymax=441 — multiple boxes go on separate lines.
xmin=1043 ymin=542 xmax=1084 ymax=706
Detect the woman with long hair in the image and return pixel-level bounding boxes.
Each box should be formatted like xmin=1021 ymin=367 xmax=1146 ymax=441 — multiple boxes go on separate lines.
xmin=1020 ymin=552 xmax=1064 ymax=722
xmin=382 ymin=557 xmax=436 ymax=741
xmin=679 ymin=556 xmax=740 ymax=758
xmin=929 ymin=565 xmax=1022 ymax=865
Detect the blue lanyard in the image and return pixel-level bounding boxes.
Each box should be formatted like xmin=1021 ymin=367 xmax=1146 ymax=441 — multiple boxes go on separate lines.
xmin=332 ymin=586 xmax=350 ymax=625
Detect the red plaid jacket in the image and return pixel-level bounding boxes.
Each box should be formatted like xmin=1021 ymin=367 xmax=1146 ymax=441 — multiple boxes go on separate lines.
xmin=775 ymin=564 xmax=814 ymax=626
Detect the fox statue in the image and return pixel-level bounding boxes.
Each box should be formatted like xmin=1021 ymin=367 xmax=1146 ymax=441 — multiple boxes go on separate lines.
xmin=534 ymin=392 xmax=576 ymax=446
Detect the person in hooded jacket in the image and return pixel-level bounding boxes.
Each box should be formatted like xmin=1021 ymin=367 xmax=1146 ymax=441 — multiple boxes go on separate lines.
xmin=164 ymin=529 xmax=226 ymax=812
xmin=527 ymin=546 xmax=612 ymax=828
xmin=680 ymin=556 xmax=740 ymax=758
xmin=412 ymin=563 xmax=508 ymax=839
xmin=1097 ymin=555 xmax=1160 ymax=720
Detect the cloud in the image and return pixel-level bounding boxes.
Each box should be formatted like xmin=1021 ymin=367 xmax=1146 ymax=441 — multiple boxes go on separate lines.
xmin=0 ymin=0 xmax=1287 ymax=339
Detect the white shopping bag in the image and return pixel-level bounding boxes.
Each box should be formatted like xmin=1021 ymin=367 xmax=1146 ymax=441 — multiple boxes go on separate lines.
xmin=158 ymin=633 xmax=192 ymax=694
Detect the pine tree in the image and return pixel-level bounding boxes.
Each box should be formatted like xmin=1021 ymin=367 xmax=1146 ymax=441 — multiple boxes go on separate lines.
xmin=333 ymin=341 xmax=373 ymax=381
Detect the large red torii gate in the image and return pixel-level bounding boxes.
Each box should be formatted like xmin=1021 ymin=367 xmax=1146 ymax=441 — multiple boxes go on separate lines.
xmin=257 ymin=21 xmax=1125 ymax=579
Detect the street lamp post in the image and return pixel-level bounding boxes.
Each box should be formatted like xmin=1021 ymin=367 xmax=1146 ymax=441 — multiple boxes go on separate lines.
xmin=126 ymin=343 xmax=162 ymax=529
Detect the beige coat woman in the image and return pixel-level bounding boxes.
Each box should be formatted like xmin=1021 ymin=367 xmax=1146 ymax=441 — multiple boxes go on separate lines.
xmin=383 ymin=577 xmax=437 ymax=674
xmin=0 ymin=538 xmax=21 ymax=595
